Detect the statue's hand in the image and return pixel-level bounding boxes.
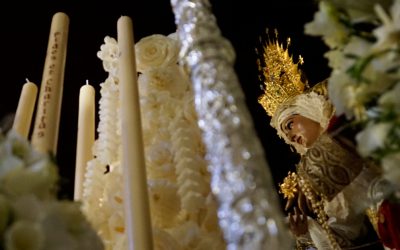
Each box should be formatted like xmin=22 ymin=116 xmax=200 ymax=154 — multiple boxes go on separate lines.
xmin=298 ymin=190 xmax=313 ymax=215
xmin=289 ymin=207 xmax=308 ymax=237
xmin=285 ymin=189 xmax=312 ymax=215
xmin=285 ymin=195 xmax=294 ymax=211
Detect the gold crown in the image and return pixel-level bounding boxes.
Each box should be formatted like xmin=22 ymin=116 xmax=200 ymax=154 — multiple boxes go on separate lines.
xmin=256 ymin=30 xmax=308 ymax=117
xmin=279 ymin=171 xmax=299 ymax=200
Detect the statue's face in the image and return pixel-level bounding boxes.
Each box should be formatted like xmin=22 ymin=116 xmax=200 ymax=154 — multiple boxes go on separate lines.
xmin=281 ymin=114 xmax=322 ymax=148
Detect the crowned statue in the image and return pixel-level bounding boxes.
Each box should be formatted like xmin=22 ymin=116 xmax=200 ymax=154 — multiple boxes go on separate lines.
xmin=257 ymin=30 xmax=398 ymax=250
xmin=3 ymin=1 xmax=400 ymax=249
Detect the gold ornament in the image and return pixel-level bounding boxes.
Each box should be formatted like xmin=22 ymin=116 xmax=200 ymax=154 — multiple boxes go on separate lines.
xmin=297 ymin=172 xmax=341 ymax=250
xmin=256 ymin=29 xmax=309 ymax=117
xmin=279 ymin=171 xmax=299 ymax=200
xmin=365 ymin=207 xmax=379 ymax=233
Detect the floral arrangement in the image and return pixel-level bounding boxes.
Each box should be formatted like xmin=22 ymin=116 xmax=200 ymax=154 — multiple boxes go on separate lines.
xmin=0 ymin=130 xmax=104 ymax=250
xmin=304 ymin=0 xmax=400 ymax=189
xmin=82 ymin=33 xmax=225 ymax=249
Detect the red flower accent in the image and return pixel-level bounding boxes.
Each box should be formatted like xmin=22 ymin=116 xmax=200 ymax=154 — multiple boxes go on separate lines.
xmin=377 ymin=199 xmax=400 ymax=250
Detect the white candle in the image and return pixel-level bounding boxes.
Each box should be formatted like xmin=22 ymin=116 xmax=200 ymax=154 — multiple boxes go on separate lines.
xmin=12 ymin=79 xmax=38 ymax=138
xmin=74 ymin=80 xmax=95 ymax=201
xmin=117 ymin=16 xmax=153 ymax=250
xmin=31 ymin=12 xmax=69 ymax=155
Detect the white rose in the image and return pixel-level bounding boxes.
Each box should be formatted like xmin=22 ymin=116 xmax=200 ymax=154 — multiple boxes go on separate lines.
xmin=167 ymin=32 xmax=179 ymax=41
xmin=97 ymin=36 xmax=119 ymax=75
xmin=167 ymin=221 xmax=200 ymax=248
xmin=5 ymin=221 xmax=44 ymax=250
xmin=1 ymin=157 xmax=58 ymax=199
xmin=153 ymin=227 xmax=183 ymax=250
xmin=140 ymin=91 xmax=171 ymax=111
xmin=0 ymin=156 xmax=24 ymax=179
xmin=342 ymin=36 xmax=372 ymax=61
xmin=112 ymin=231 xmax=128 ymax=250
xmin=381 ymin=152 xmax=400 ymax=188
xmin=146 ymin=142 xmax=173 ymax=166
xmin=0 ymin=194 xmax=11 ymax=234
xmin=146 ymin=162 xmax=175 ymax=181
xmin=107 ymin=212 xmax=125 ymax=240
xmin=138 ymin=65 xmax=187 ymax=97
xmin=324 ymin=49 xmax=349 ymax=71
xmin=148 ymin=179 xmax=180 ymax=227
xmin=160 ymin=98 xmax=180 ymax=120
xmin=141 ymin=109 xmax=161 ymax=132
xmin=169 ymin=123 xmax=202 ymax=154
xmin=304 ymin=1 xmax=349 ymax=48
xmin=1 ymin=131 xmax=31 ymax=157
xmin=178 ymin=94 xmax=197 ymax=124
xmin=135 ymin=34 xmax=179 ymax=72
xmin=140 ymin=91 xmax=174 ymax=131
xmin=12 ymin=196 xmax=43 ymax=222
xmin=373 ymin=0 xmax=400 ymax=50
xmin=328 ymin=71 xmax=356 ymax=118
xmin=379 ymin=82 xmax=400 ymax=111
xmin=356 ymin=122 xmax=392 ymax=156
xmin=42 ymin=202 xmax=104 ymax=250
xmin=104 ymin=170 xmax=124 ymax=210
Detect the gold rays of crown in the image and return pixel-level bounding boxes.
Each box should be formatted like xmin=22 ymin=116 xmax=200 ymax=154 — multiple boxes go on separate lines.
xmin=256 ymin=29 xmax=309 ymax=117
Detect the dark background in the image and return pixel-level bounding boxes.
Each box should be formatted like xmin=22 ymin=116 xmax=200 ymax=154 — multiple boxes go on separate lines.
xmin=0 ymin=0 xmax=330 ymax=206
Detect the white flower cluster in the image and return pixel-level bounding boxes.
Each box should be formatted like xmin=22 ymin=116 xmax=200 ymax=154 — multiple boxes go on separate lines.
xmin=0 ymin=131 xmax=104 ymax=250
xmin=305 ymin=0 xmax=400 ymax=188
xmin=82 ymin=33 xmax=225 ymax=250
xmin=135 ymin=34 xmax=180 ymax=73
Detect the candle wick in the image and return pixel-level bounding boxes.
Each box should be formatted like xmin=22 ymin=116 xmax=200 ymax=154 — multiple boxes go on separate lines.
xmin=26 ymin=78 xmax=30 ymax=83
xmin=86 ymin=79 xmax=89 ymax=85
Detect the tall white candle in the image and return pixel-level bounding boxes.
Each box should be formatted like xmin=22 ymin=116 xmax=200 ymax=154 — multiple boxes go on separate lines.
xmin=74 ymin=81 xmax=95 ymax=201
xmin=117 ymin=16 xmax=153 ymax=250
xmin=12 ymin=80 xmax=38 ymax=139
xmin=31 ymin=12 xmax=69 ymax=155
